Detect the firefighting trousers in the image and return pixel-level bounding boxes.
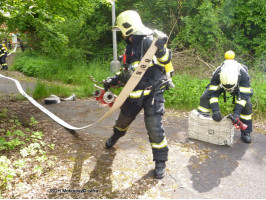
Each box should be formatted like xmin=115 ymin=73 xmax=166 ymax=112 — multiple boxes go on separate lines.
xmin=113 ymin=90 xmax=168 ymax=161
xmin=0 ymin=55 xmax=8 ymax=69
xmin=198 ymin=86 xmax=253 ymax=134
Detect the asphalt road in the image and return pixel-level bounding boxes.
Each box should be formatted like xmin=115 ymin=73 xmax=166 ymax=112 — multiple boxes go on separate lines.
xmin=0 ymin=71 xmax=265 ymax=199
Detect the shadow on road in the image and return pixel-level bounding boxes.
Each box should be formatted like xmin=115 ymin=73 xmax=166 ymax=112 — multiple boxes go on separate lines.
xmin=49 ymin=131 xmax=160 ymax=199
xmin=187 ymin=137 xmax=249 ymax=193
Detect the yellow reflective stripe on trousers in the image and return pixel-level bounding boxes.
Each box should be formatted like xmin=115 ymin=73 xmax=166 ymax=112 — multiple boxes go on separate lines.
xmin=209 ymin=85 xmax=219 ymax=91
xmin=151 ymin=137 xmax=167 ymax=149
xmin=240 ymin=114 xmax=252 ymax=120
xmin=210 ymin=97 xmax=218 ymax=104
xmin=239 ymin=87 xmax=252 ymax=93
xmin=130 ymin=90 xmax=151 ymax=98
xmin=236 ymin=99 xmax=247 ymax=106
xmin=115 ymin=126 xmax=129 ymax=131
xmin=198 ymin=106 xmax=211 ymax=113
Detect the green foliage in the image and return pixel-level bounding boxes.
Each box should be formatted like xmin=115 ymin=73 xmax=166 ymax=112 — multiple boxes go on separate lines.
xmin=0 ymin=156 xmax=16 ymax=188
xmin=173 ymin=0 xmax=228 ymax=61
xmin=32 ymin=81 xmax=49 ymax=99
xmin=249 ymin=71 xmax=266 ymax=119
xmin=172 ymin=0 xmax=266 ymax=65
xmin=164 ymin=74 xmax=210 ymax=110
xmin=164 ymin=72 xmax=265 ymax=120
xmin=132 ymin=0 xmax=179 ymax=36
xmin=2 ymin=0 xmax=265 ymax=67
xmin=29 ymin=117 xmax=38 ymax=126
xmin=0 ymin=113 xmax=57 ymax=191
xmin=0 ymin=108 xmax=7 ymax=117
xmin=12 ymin=51 xmax=113 ymax=99
xmin=230 ymin=0 xmax=266 ymax=58
xmin=2 ymin=0 xmax=113 ymax=58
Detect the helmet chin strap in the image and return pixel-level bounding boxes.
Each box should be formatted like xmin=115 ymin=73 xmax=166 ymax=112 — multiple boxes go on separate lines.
xmin=221 ymin=84 xmax=237 ymax=93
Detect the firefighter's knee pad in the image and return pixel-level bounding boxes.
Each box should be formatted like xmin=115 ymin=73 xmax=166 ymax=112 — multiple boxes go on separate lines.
xmin=200 ymin=92 xmax=209 ymax=102
xmin=145 ymin=92 xmax=165 ymax=117
xmin=153 ymin=92 xmax=165 ymax=115
xmin=200 ymin=88 xmax=210 ymax=103
xmin=144 ymin=115 xmax=165 ymax=144
xmin=241 ymin=98 xmax=252 ymax=115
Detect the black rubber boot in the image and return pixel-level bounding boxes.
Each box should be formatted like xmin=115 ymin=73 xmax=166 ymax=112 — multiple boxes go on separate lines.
xmin=105 ymin=136 xmax=119 ymax=149
xmin=241 ymin=132 xmax=251 ymax=143
xmin=2 ymin=65 xmax=8 ymax=70
xmin=154 ymin=161 xmax=166 ymax=179
xmin=105 ymin=127 xmax=126 ymax=149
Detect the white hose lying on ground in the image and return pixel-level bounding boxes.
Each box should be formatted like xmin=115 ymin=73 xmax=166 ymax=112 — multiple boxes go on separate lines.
xmin=0 ymin=74 xmax=93 ymax=130
xmin=0 ymin=31 xmax=162 ymax=130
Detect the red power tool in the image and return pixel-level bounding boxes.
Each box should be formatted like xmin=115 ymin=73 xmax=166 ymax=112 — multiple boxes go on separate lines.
xmin=227 ymin=114 xmax=248 ymax=131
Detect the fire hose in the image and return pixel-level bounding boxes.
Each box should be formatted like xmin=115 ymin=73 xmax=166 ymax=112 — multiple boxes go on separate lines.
xmin=7 ymin=44 xmax=17 ymax=56
xmin=0 ymin=30 xmax=163 ymax=130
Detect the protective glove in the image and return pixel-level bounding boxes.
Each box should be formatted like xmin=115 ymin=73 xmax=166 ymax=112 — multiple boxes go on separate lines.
xmin=212 ymin=111 xmax=223 ymax=122
xmin=103 ymin=77 xmax=113 ymax=91
xmin=167 ymin=79 xmax=175 ymax=88
xmin=233 ymin=112 xmax=240 ymax=120
xmin=155 ymin=36 xmax=168 ymax=52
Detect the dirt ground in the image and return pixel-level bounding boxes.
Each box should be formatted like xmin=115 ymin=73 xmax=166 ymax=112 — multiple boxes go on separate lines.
xmin=0 ymin=71 xmax=265 ymax=199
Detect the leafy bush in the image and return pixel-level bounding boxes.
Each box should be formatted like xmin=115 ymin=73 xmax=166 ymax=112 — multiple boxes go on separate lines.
xmin=12 ymin=51 xmax=113 ymax=99
xmin=165 ymin=74 xmax=209 ymax=110
xmin=0 ymin=109 xmax=57 ymax=192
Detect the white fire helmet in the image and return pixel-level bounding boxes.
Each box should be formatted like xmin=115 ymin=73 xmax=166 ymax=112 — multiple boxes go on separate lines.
xmin=114 ymin=10 xmax=152 ymax=36
xmin=220 ymin=60 xmax=240 ymax=92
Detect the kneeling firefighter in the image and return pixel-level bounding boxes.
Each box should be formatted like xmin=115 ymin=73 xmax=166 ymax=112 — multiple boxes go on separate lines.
xmin=103 ymin=10 xmax=174 ymax=179
xmin=197 ymin=51 xmax=253 ymax=143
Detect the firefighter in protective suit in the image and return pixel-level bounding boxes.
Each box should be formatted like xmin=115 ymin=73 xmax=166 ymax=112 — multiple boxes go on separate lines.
xmin=104 ymin=10 xmax=174 ymax=179
xmin=0 ymin=43 xmax=8 ymax=70
xmin=198 ymin=51 xmax=253 ymax=143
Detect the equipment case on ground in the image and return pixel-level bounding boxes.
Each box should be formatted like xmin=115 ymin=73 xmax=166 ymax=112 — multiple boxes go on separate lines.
xmin=188 ymin=110 xmax=235 ymax=146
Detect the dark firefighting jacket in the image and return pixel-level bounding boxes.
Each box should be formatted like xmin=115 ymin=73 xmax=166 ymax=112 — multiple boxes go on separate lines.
xmin=208 ymin=63 xmax=252 ymax=115
xmin=0 ymin=44 xmax=8 ymax=58
xmin=108 ymin=34 xmax=172 ymax=99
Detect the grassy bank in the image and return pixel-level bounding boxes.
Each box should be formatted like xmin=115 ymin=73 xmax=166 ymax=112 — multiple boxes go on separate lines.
xmin=166 ymin=73 xmax=265 ymax=120
xmin=12 ymin=52 xmax=113 ymax=98
xmin=11 ymin=51 xmax=265 ymax=120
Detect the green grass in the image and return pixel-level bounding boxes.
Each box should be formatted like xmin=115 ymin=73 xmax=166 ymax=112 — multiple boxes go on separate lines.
xmin=165 ymin=73 xmax=265 ymax=120
xmin=11 ymin=51 xmax=266 ymax=120
xmin=12 ymin=52 xmax=112 ymax=85
xmin=12 ymin=52 xmax=113 ymax=99
xmin=164 ymin=74 xmax=210 ymax=110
